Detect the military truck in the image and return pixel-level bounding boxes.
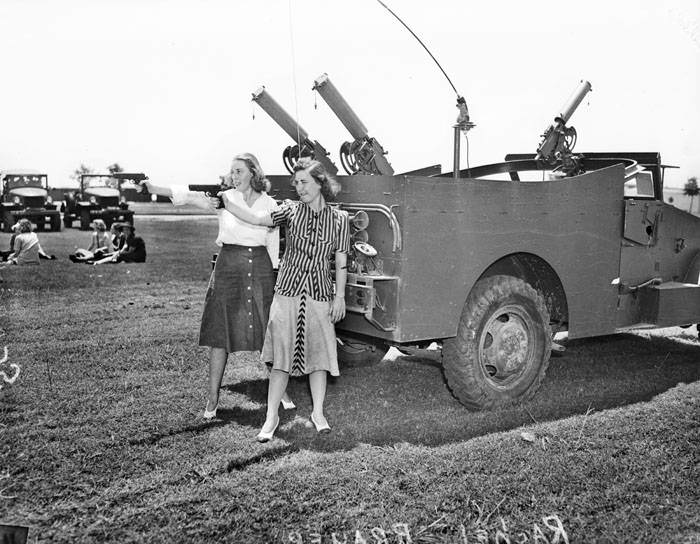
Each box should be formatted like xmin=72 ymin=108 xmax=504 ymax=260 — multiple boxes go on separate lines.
xmin=0 ymin=170 xmax=61 ymax=232
xmin=254 ymin=78 xmax=700 ymax=410
xmin=62 ymin=173 xmax=145 ymax=229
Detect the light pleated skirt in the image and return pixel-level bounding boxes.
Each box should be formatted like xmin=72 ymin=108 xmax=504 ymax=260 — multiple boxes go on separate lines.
xmin=262 ymin=293 xmax=340 ymax=377
xmin=199 ymin=244 xmax=274 ymax=352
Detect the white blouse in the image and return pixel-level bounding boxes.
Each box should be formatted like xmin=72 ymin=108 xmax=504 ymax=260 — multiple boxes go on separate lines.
xmin=170 ymin=187 xmax=280 ymax=268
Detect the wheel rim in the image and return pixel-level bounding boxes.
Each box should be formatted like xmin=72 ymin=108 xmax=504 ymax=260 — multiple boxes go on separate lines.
xmin=478 ymin=304 xmax=536 ymax=389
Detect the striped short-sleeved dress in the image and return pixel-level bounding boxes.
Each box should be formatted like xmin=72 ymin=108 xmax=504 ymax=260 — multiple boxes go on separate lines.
xmin=261 ymin=200 xmax=350 ymax=376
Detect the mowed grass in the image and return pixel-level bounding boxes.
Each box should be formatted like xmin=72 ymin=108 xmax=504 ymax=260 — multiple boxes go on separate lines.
xmin=0 ymin=218 xmax=699 ymax=543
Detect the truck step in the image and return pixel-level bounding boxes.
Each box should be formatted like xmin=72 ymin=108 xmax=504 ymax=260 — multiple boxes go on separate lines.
xmin=640 ymin=281 xmax=700 ymax=327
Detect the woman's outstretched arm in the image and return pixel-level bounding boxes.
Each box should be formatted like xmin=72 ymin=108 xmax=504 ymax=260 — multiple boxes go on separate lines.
xmin=143 ymin=181 xmax=216 ymax=211
xmin=221 ymin=192 xmax=274 ymax=226
xmin=143 ymin=180 xmax=173 ymax=198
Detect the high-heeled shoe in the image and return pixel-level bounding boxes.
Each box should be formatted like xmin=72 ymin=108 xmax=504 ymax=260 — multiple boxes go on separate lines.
xmin=281 ymin=397 xmax=296 ymax=410
xmin=256 ymin=416 xmax=280 ymax=443
xmin=203 ymin=401 xmax=218 ymax=420
xmin=310 ymin=413 xmax=331 ymax=434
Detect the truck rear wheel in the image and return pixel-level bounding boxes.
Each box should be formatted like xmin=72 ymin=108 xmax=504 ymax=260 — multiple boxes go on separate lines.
xmin=337 ymin=335 xmax=388 ymax=367
xmin=50 ymin=214 xmax=61 ymax=232
xmin=442 ymin=275 xmax=552 ymax=410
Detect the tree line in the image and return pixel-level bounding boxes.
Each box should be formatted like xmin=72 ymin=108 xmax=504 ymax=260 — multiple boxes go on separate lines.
xmin=71 ymin=162 xmax=124 ymax=182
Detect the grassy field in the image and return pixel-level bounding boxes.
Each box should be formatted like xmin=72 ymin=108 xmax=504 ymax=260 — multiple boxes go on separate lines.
xmin=0 ymin=218 xmax=698 ymax=543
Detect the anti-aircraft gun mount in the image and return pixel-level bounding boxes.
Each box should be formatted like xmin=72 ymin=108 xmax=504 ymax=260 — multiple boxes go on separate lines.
xmin=312 ymin=73 xmax=394 ymax=176
xmin=534 ymin=80 xmax=592 ymax=177
xmin=259 ymin=78 xmax=700 ymax=411
xmin=253 ymin=75 xmax=395 ymax=177
xmin=252 ymin=86 xmax=339 ymax=176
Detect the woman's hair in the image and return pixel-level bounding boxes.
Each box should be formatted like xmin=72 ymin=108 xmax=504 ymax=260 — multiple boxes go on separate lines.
xmin=292 ymin=157 xmax=341 ymax=199
xmin=91 ymin=219 xmax=107 ymax=231
xmin=15 ymin=219 xmax=33 ymax=234
xmin=232 ymin=153 xmax=270 ymax=193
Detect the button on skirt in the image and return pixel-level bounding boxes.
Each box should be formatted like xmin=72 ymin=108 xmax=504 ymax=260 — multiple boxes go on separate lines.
xmin=199 ymin=244 xmax=274 ymax=352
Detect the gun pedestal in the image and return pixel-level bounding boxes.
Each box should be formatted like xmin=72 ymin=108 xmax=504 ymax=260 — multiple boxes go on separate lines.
xmin=452 ymin=96 xmax=476 ymax=179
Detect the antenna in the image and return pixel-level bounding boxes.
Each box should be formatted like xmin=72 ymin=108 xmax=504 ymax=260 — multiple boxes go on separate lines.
xmin=374 ymin=0 xmax=474 ymax=178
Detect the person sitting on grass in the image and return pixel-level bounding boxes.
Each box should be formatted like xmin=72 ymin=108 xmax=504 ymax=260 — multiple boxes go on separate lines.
xmin=69 ymin=219 xmax=111 ymax=263
xmin=0 ymin=222 xmax=19 ymax=262
xmin=3 ymin=219 xmax=56 ymax=265
xmin=92 ymin=223 xmax=146 ymax=265
xmin=97 ymin=222 xmax=126 ymax=260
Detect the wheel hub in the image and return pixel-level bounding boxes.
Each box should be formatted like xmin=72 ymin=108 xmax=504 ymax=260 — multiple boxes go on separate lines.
xmin=479 ymin=306 xmax=533 ymax=384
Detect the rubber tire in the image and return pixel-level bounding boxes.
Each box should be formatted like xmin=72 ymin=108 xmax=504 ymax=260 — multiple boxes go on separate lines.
xmin=442 ymin=275 xmax=552 ymax=410
xmin=337 ymin=336 xmax=389 ymax=367
xmin=50 ymin=214 xmax=61 ymax=232
xmin=62 ymin=202 xmax=73 ymax=227
xmin=80 ymin=210 xmax=91 ymax=230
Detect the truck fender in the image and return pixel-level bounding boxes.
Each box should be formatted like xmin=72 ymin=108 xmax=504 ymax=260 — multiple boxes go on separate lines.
xmin=476 ymin=252 xmax=569 ymax=331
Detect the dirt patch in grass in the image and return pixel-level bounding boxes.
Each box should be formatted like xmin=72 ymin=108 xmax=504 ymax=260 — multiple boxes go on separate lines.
xmin=0 ymin=218 xmax=698 ymax=543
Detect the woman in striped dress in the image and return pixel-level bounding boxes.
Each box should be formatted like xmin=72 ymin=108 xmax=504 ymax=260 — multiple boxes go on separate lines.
xmin=222 ymin=157 xmax=350 ymax=442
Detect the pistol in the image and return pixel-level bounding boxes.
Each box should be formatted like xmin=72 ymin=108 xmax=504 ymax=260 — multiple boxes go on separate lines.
xmin=188 ymin=184 xmax=226 ymax=208
xmin=112 ymin=172 xmax=150 ymax=194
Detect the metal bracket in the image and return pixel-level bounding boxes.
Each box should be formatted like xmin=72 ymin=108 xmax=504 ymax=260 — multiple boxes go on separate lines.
xmin=340 ymin=203 xmax=402 ymax=252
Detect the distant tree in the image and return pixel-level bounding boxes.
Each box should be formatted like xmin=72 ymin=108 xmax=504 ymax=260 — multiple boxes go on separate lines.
xmin=684 ymin=177 xmax=699 ymax=213
xmin=107 ymin=163 xmax=124 ymax=175
xmin=71 ymin=163 xmax=93 ymax=183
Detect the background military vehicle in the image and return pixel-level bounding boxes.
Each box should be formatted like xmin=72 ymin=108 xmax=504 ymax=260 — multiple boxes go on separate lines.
xmin=0 ymin=170 xmax=61 ymax=232
xmin=62 ymin=172 xmax=146 ymax=229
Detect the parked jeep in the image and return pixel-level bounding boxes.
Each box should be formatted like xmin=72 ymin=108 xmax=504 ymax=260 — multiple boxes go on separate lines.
xmin=62 ymin=173 xmax=144 ymax=229
xmin=0 ymin=170 xmax=61 ymax=232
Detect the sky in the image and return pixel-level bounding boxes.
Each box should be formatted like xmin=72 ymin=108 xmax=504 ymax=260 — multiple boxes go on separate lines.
xmin=0 ymin=0 xmax=698 ymax=188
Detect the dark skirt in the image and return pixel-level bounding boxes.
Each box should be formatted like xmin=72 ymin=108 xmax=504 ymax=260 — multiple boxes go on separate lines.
xmin=199 ymin=244 xmax=274 ymax=352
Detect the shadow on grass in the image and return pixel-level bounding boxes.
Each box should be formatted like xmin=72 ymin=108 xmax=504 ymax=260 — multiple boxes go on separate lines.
xmin=127 ymin=405 xmax=267 ymax=447
xmin=218 ymin=331 xmax=699 ymax=460
xmin=225 ymin=444 xmax=300 ymax=471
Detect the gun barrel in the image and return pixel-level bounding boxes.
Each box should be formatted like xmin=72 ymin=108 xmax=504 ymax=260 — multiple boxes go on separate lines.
xmin=112 ymin=172 xmax=148 ymax=182
xmin=252 ymin=87 xmax=310 ymax=143
xmin=312 ymin=73 xmax=368 ymax=141
xmin=189 ymin=184 xmax=222 ymax=195
xmin=556 ymin=80 xmax=592 ymax=124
